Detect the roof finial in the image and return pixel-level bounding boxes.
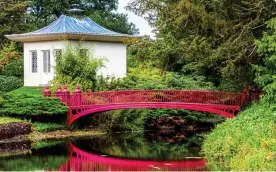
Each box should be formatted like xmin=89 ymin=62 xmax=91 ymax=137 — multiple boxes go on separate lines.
xmin=67 ymin=4 xmax=84 ymax=16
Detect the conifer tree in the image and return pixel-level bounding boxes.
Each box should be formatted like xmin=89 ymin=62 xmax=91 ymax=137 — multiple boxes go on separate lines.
xmin=0 ymin=0 xmax=30 ymax=46
xmin=127 ymin=0 xmax=276 ymax=91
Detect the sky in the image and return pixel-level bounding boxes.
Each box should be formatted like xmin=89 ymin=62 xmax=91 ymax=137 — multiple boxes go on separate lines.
xmin=117 ymin=0 xmax=155 ymax=37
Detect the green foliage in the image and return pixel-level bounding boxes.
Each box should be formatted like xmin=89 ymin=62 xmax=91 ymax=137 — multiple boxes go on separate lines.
xmin=95 ymin=109 xmax=224 ymax=132
xmin=0 ymin=87 xmax=68 ymax=119
xmin=0 ymin=117 xmax=25 ymax=125
xmin=120 ymin=65 xmax=167 ymax=90
xmin=202 ymin=16 xmax=276 ymax=171
xmin=105 ymin=109 xmax=151 ymax=132
xmin=29 ymin=0 xmax=118 ymax=20
xmin=254 ymin=18 xmax=276 ymax=103
xmin=33 ymin=122 xmax=66 ymax=133
xmin=9 ymin=86 xmax=44 ymax=96
xmin=89 ymin=11 xmax=139 ymax=34
xmin=1 ymin=59 xmax=24 ymax=78
xmin=127 ymin=51 xmax=140 ymax=68
xmin=0 ymin=42 xmax=23 ymax=69
xmin=0 ymin=76 xmax=23 ymax=92
xmin=202 ymin=103 xmax=276 ymax=170
xmin=0 ymin=0 xmax=31 ymax=45
xmin=29 ymin=0 xmax=138 ymax=34
xmin=0 ymin=95 xmax=4 ymax=107
xmin=120 ymin=64 xmax=215 ymax=90
xmin=53 ymin=43 xmax=105 ymax=91
xmin=127 ymin=0 xmax=276 ymax=91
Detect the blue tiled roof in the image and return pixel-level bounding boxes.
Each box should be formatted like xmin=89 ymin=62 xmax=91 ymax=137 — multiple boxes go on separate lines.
xmin=23 ymin=15 xmax=124 ymax=36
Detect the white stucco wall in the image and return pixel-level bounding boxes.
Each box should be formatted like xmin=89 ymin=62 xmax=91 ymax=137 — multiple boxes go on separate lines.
xmin=23 ymin=41 xmax=127 ymax=86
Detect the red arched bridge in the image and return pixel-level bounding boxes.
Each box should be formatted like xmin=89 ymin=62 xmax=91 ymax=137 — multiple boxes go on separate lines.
xmin=43 ymin=85 xmax=260 ymax=126
xmin=58 ymin=142 xmax=207 ymax=171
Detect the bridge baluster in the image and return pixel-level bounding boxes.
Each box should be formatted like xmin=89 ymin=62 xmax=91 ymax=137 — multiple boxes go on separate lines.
xmin=73 ymin=85 xmax=82 ymax=106
xmin=55 ymin=85 xmax=62 ymax=100
xmin=62 ymin=85 xmax=71 ymax=106
xmin=43 ymin=85 xmax=51 ymax=97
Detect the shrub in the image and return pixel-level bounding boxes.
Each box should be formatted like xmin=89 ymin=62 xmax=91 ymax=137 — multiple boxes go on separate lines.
xmin=53 ymin=42 xmax=105 ymax=91
xmin=0 ymin=87 xmax=68 ymax=120
xmin=118 ymin=64 xmax=216 ymax=90
xmin=0 ymin=76 xmax=23 ymax=92
xmin=0 ymin=42 xmax=22 ymax=69
xmin=1 ymin=58 xmax=24 ymax=78
xmin=202 ymin=103 xmax=276 ymax=170
xmin=9 ymin=87 xmax=44 ymax=96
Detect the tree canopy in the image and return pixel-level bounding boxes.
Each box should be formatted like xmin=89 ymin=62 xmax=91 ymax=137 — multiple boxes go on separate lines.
xmin=127 ymin=0 xmax=276 ymax=91
xmin=0 ymin=0 xmax=31 ymax=46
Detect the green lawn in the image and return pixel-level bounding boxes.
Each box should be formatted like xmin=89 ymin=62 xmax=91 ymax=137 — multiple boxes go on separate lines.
xmin=9 ymin=86 xmax=44 ymax=96
xmin=0 ymin=117 xmax=25 ymax=125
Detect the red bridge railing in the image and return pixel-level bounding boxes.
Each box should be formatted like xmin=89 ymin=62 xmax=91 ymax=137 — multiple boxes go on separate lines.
xmin=43 ymin=85 xmax=260 ymax=108
xmin=43 ymin=85 xmax=261 ymax=126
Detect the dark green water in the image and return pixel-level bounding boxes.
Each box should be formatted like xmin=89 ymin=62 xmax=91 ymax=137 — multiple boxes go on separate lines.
xmin=0 ymin=131 xmax=208 ymax=171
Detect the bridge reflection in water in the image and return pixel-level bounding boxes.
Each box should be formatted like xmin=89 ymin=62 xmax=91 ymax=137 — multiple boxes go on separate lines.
xmin=59 ymin=143 xmax=207 ymax=171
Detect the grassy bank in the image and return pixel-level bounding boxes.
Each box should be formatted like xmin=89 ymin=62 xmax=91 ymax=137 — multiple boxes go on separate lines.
xmin=0 ymin=117 xmax=24 ymax=124
xmin=28 ymin=129 xmax=106 ymax=142
xmin=202 ymin=103 xmax=276 ymax=170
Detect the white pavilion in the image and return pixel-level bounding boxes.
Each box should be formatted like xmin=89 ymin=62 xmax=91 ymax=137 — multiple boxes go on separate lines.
xmin=6 ymin=15 xmax=137 ymax=86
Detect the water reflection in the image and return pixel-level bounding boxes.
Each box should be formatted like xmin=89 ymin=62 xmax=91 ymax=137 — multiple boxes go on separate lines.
xmin=66 ymin=132 xmax=207 ymax=171
xmin=72 ymin=132 xmax=203 ymax=160
xmin=59 ymin=143 xmax=207 ymax=171
xmin=0 ymin=132 xmax=208 ymax=171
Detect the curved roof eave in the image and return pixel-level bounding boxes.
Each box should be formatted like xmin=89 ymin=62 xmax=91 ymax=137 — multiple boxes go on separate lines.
xmin=5 ymin=32 xmax=141 ymax=43
xmin=5 ymin=15 xmax=142 ymax=43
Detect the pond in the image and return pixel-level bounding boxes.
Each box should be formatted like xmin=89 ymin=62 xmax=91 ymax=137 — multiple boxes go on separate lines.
xmin=0 ymin=131 xmax=208 ymax=171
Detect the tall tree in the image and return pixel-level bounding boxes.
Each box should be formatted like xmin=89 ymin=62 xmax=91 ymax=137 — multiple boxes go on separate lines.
xmin=127 ymin=0 xmax=276 ymax=91
xmin=254 ymin=18 xmax=276 ymax=103
xmin=89 ymin=11 xmax=139 ymax=34
xmin=0 ymin=0 xmax=30 ymax=46
xmin=29 ymin=0 xmax=71 ymax=27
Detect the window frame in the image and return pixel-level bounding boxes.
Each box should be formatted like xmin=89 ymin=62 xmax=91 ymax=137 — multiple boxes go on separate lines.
xmin=42 ymin=50 xmax=51 ymax=73
xmin=30 ymin=50 xmax=38 ymax=73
